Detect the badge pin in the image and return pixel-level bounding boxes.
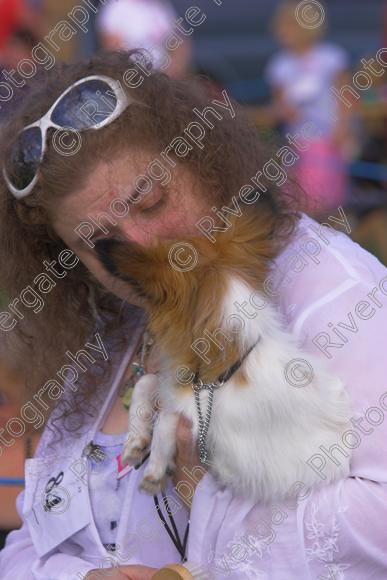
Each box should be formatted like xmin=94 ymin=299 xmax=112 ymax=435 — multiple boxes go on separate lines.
xmin=82 ymin=441 xmax=107 ymax=464
xmin=116 ymin=453 xmax=133 ymax=480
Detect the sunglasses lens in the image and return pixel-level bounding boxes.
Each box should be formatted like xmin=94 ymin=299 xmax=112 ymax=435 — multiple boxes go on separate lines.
xmin=5 ymin=127 xmax=42 ymax=191
xmin=51 ymin=80 xmax=118 ymax=129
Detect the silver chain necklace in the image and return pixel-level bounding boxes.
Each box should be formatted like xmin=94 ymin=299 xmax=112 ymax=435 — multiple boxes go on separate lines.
xmin=191 ymin=339 xmax=260 ymax=464
xmin=193 ymin=379 xmax=224 ymax=464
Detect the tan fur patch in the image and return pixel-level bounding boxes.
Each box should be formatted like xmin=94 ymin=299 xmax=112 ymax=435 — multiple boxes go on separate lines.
xmin=109 ymin=208 xmax=279 ymax=388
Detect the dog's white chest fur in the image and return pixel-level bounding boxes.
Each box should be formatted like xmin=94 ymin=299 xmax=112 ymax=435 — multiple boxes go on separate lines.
xmin=122 ymin=277 xmax=351 ymax=502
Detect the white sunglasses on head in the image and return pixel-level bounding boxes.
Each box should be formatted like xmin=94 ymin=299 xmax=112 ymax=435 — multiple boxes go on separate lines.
xmin=3 ymin=74 xmax=131 ymax=200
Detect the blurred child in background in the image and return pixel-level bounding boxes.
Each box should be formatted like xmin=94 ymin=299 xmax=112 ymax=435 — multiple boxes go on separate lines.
xmin=265 ymin=0 xmax=355 ymax=217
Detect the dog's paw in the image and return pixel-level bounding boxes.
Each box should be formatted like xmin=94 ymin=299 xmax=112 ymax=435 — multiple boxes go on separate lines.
xmin=122 ymin=435 xmax=150 ymax=466
xmin=139 ymin=471 xmax=168 ymax=495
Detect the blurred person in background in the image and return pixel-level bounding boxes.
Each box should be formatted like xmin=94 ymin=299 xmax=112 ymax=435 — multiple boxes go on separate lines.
xmin=265 ymin=0 xmax=355 ymax=217
xmin=0 ymin=25 xmax=38 ymax=67
xmin=0 ymin=0 xmax=42 ymax=50
xmin=0 ymin=27 xmax=39 ymax=124
xmin=96 ymin=0 xmax=192 ymax=77
xmin=0 ymin=0 xmax=25 ymax=51
xmin=0 ymin=0 xmax=44 ymax=126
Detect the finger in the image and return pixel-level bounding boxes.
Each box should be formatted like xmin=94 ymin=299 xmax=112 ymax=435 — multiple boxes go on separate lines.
xmin=175 ymin=415 xmax=198 ymax=463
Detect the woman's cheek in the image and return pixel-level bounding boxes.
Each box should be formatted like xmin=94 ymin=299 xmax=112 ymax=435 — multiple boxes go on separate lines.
xmin=155 ymin=209 xmax=202 ymax=240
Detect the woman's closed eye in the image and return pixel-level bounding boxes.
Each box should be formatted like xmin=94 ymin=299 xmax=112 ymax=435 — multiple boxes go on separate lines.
xmin=135 ymin=188 xmax=168 ymax=215
xmin=87 ymin=191 xmax=168 ymax=245
xmin=140 ymin=195 xmax=166 ymax=214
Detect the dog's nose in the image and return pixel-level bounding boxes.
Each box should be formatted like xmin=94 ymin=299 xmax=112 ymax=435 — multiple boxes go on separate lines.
xmin=94 ymin=238 xmax=122 ymax=276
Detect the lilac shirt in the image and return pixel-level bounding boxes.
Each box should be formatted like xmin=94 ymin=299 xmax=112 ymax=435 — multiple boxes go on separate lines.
xmin=1 ymin=212 xmax=387 ymax=579
xmin=87 ymin=431 xmax=128 ymax=549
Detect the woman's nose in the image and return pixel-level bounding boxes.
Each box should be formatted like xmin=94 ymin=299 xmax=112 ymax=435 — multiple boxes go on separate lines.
xmin=119 ymin=222 xmax=155 ymax=248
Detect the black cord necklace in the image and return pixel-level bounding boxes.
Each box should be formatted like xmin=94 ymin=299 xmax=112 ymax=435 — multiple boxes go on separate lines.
xmin=133 ymin=453 xmax=190 ymax=562
xmin=153 ymin=494 xmax=190 ymax=563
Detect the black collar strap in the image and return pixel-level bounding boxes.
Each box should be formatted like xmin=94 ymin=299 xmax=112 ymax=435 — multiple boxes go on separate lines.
xmin=193 ymin=337 xmax=260 ymax=390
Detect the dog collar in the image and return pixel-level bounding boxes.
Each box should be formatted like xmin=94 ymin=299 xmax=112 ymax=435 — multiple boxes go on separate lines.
xmin=192 ymin=338 xmax=260 ymax=464
xmin=192 ymin=337 xmax=260 ymax=389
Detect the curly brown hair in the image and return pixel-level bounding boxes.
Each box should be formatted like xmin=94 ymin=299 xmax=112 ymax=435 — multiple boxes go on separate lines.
xmin=0 ymin=50 xmax=306 ymax=433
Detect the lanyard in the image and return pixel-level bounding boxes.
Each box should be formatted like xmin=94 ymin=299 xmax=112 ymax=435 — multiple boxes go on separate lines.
xmin=81 ymin=319 xmax=190 ymax=563
xmin=84 ymin=320 xmax=146 ymax=445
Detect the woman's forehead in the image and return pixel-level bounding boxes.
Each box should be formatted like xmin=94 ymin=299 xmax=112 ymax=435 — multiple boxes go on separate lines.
xmin=56 ymin=156 xmax=139 ymax=215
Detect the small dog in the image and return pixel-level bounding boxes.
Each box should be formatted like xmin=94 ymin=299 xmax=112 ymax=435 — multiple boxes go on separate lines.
xmin=96 ymin=209 xmax=351 ymax=502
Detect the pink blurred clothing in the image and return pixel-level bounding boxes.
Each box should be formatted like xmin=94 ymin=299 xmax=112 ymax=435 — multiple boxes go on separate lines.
xmin=295 ymin=137 xmax=348 ymax=213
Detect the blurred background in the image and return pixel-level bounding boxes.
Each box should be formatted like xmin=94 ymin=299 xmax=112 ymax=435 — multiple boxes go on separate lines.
xmin=0 ymin=0 xmax=386 ymax=547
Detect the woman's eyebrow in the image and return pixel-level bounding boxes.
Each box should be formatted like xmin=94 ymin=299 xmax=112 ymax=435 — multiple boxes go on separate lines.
xmin=88 ymin=185 xmax=135 ymax=209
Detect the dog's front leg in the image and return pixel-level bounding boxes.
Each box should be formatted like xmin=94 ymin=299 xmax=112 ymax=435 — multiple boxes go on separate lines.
xmin=122 ymin=373 xmax=159 ymax=466
xmin=140 ymin=411 xmax=179 ymax=495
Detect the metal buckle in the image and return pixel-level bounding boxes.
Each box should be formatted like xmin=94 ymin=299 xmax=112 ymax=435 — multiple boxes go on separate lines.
xmin=192 ymin=379 xmax=224 ymax=392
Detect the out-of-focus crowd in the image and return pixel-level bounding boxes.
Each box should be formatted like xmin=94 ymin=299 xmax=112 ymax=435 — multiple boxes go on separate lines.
xmin=0 ymin=0 xmax=386 ymax=544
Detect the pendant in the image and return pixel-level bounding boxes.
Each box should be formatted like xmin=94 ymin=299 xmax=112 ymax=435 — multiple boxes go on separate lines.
xmin=82 ymin=441 xmax=107 ymax=464
xmin=121 ymin=383 xmax=134 ymax=410
xmin=121 ymin=361 xmax=147 ymax=410
xmin=132 ymin=361 xmax=146 ymax=376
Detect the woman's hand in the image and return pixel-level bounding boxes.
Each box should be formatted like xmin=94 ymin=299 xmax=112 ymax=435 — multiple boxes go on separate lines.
xmin=173 ymin=415 xmax=207 ymax=507
xmin=85 ymin=565 xmax=157 ymax=579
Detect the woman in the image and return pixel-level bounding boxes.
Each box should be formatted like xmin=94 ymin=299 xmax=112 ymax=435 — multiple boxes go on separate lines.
xmin=0 ymin=51 xmax=386 ymax=579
